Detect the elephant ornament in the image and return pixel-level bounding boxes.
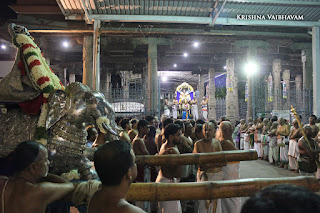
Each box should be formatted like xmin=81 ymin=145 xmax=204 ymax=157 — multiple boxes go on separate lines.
xmin=0 ymin=23 xmax=119 ymax=180
xmin=45 ymin=82 xmax=119 ymax=179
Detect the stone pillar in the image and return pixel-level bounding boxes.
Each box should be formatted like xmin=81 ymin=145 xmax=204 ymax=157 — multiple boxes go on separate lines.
xmin=100 ymin=69 xmax=111 ymax=98
xmin=82 ymin=35 xmax=94 ymax=90
xmin=246 ymin=76 xmax=253 ymax=120
xmin=302 ymin=49 xmax=313 ymax=90
xmin=282 ymin=70 xmax=290 ymax=109
xmin=93 ymin=20 xmax=101 ymax=91
xmin=63 ymin=68 xmax=67 ymax=86
xmin=295 ymin=75 xmax=302 ymax=108
xmin=234 ymin=40 xmax=269 ymax=120
xmin=198 ymin=73 xmax=205 ymax=119
xmin=272 ymin=59 xmax=281 ymax=110
xmin=122 ymin=71 xmax=129 ymax=99
xmin=226 ymin=58 xmax=239 ymax=125
xmin=69 ymin=73 xmax=75 ymax=83
xmin=313 ymin=27 xmax=320 ymax=117
xmin=143 ymin=67 xmax=148 ymax=112
xmin=147 ymin=43 xmax=158 ymax=114
xmin=207 ymin=68 xmax=216 ymax=120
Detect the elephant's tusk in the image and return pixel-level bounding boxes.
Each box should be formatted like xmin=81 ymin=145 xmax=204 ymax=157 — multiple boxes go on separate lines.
xmin=102 ymin=122 xmax=119 ymax=136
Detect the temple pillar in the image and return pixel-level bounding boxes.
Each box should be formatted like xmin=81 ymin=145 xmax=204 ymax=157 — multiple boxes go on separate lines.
xmin=69 ymin=73 xmax=75 ymax=83
xmin=63 ymin=68 xmax=67 ymax=86
xmin=133 ymin=38 xmax=172 ymax=116
xmin=312 ymin=27 xmax=320 ymax=117
xmin=295 ymin=75 xmax=302 ymax=109
xmin=282 ymin=70 xmax=290 ymax=109
xmin=226 ymin=58 xmax=238 ymax=125
xmin=82 ymin=35 xmax=94 ymax=90
xmin=198 ymin=73 xmax=205 ymax=120
xmin=207 ymin=68 xmax=216 ymax=120
xmin=272 ymin=59 xmax=281 ymax=110
xmin=93 ymin=20 xmax=101 ymax=91
xmin=234 ymin=40 xmax=269 ymax=119
xmin=100 ymin=69 xmax=111 ymax=98
xmin=147 ymin=43 xmax=158 ymax=114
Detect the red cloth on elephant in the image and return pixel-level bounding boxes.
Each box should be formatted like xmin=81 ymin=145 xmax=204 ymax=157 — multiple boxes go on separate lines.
xmin=18 ymin=94 xmax=43 ymax=115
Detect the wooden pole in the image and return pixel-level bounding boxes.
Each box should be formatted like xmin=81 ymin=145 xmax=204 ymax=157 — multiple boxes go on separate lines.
xmin=135 ymin=150 xmax=258 ymax=166
xmin=126 ymin=176 xmax=320 ymax=201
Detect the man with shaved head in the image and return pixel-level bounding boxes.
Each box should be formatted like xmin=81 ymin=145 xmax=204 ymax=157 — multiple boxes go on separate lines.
xmin=218 ymin=121 xmax=241 ymax=213
xmin=298 ymin=126 xmax=320 ymax=177
xmin=193 ymin=121 xmax=223 ymax=213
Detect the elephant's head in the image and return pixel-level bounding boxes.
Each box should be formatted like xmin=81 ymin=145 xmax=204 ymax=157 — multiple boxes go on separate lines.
xmin=46 ymin=82 xmax=119 ymax=137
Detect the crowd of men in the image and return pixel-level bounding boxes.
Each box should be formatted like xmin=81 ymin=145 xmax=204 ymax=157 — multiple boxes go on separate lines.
xmin=1 ymin=114 xmax=320 ymax=213
xmin=236 ymin=115 xmax=320 ymax=177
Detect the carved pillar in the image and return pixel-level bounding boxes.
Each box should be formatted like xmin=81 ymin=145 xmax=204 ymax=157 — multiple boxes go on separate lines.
xmin=207 ymin=68 xmax=216 ymax=120
xmin=198 ymin=73 xmax=205 ymax=120
xmin=273 ymin=59 xmax=281 ymax=110
xmin=147 ymin=43 xmax=158 ymax=114
xmin=226 ymin=58 xmax=238 ymax=125
xmin=82 ymin=35 xmax=94 ymax=90
xmin=312 ymin=27 xmax=320 ymax=117
xmin=295 ymin=75 xmax=302 ymax=109
xmin=69 ymin=73 xmax=75 ymax=83
xmin=282 ymin=70 xmax=290 ymax=109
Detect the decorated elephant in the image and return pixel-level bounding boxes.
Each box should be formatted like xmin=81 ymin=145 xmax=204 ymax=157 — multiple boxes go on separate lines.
xmin=0 ymin=24 xmax=119 ymax=180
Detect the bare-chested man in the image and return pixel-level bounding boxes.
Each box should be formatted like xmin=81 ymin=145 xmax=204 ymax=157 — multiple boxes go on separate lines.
xmin=174 ymin=120 xmax=193 ymax=154
xmin=304 ymin=115 xmax=319 ymax=139
xmin=218 ymin=121 xmax=240 ymax=213
xmin=261 ymin=118 xmax=270 ymax=160
xmin=255 ymin=117 xmax=264 ymax=159
xmin=276 ymin=118 xmax=290 ymax=168
xmin=201 ymin=97 xmax=208 ymax=121
xmin=131 ymin=119 xmax=150 ymax=210
xmin=298 ymin=126 xmax=320 ymax=177
xmin=132 ymin=119 xmax=150 ymax=181
xmin=193 ymin=121 xmax=223 ymax=213
xmin=0 ymin=141 xmax=74 ymax=213
xmin=128 ymin=119 xmax=139 ymax=142
xmin=268 ymin=121 xmax=279 ymax=165
xmin=88 ymin=140 xmax=145 ymax=213
xmin=120 ymin=118 xmax=132 ymax=143
xmin=239 ymin=119 xmax=248 ymax=150
xmin=155 ymin=118 xmax=173 ymax=152
xmin=156 ymin=123 xmax=184 ymax=213
xmin=243 ymin=118 xmax=253 ymax=151
xmin=288 ymin=120 xmax=302 ymax=172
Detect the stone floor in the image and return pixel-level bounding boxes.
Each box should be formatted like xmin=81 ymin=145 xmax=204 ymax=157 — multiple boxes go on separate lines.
xmin=71 ymin=159 xmax=301 ymax=213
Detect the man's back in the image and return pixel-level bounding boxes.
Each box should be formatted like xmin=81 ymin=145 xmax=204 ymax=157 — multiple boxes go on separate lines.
xmin=88 ymin=190 xmax=144 ymax=213
xmin=0 ymin=178 xmax=73 ymax=213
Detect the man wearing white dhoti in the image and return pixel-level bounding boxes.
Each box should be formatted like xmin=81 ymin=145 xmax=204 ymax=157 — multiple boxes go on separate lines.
xmin=219 ymin=121 xmax=241 ymax=213
xmin=193 ymin=121 xmax=223 ymax=213
xmin=288 ymin=120 xmax=301 ymax=172
xmin=239 ymin=119 xmax=248 ymax=150
xmin=268 ymin=121 xmax=279 ymax=165
xmin=276 ymin=118 xmax=290 ymax=169
xmin=156 ymin=123 xmax=183 ymax=213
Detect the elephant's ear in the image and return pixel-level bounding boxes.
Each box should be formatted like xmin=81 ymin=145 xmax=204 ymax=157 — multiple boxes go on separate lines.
xmin=46 ymin=89 xmax=67 ymax=129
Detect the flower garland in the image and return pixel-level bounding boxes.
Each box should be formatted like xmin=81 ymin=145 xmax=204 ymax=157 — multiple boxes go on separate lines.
xmin=13 ymin=34 xmax=65 ymax=145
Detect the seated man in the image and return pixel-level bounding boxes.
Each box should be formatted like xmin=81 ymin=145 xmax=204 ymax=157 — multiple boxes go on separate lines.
xmin=241 ymin=184 xmax=320 ymax=213
xmin=88 ymin=140 xmax=145 ymax=213
xmin=0 ymin=141 xmax=74 ymax=213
